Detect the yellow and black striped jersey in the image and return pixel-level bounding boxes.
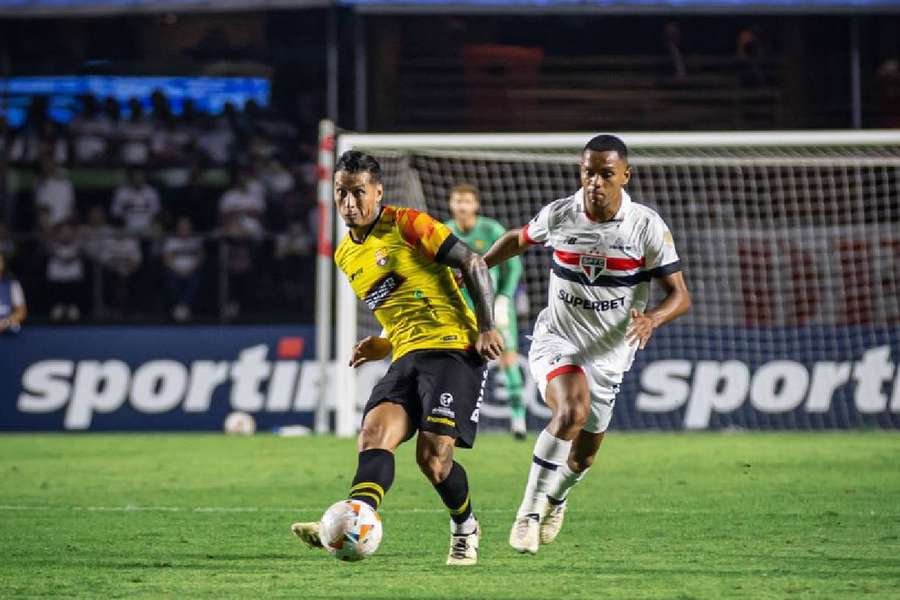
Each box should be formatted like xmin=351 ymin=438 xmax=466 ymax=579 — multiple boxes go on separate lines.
xmin=335 ymin=205 xmax=478 ymax=361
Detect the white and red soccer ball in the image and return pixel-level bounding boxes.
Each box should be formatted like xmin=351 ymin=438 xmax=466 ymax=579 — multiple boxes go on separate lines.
xmin=319 ymin=500 xmax=383 ymax=562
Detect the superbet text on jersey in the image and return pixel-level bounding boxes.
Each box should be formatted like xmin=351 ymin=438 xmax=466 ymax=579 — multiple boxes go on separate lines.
xmin=523 ymin=188 xmax=681 ymax=376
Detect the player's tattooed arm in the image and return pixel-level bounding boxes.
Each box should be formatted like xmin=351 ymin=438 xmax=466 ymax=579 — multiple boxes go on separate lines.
xmin=436 ymin=238 xmax=504 ymax=360
xmin=439 ymin=239 xmax=495 ymax=331
xmin=484 ymin=229 xmax=529 ymax=268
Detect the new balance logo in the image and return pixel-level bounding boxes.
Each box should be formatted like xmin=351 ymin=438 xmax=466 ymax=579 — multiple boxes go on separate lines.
xmin=566 ymin=237 xmax=578 ymax=244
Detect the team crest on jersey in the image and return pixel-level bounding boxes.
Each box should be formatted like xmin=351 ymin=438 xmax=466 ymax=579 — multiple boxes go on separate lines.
xmin=374 ymin=248 xmax=390 ymax=267
xmin=580 ymin=255 xmax=606 ymax=282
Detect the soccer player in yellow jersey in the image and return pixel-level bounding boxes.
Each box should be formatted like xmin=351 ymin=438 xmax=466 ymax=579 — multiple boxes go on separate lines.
xmin=292 ymin=151 xmax=504 ymax=566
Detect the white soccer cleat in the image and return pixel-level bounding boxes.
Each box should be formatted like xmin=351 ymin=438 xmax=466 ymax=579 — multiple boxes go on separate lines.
xmin=446 ymin=520 xmax=480 ymax=566
xmin=540 ymin=501 xmax=567 ymax=545
xmin=291 ymin=521 xmax=324 ymax=550
xmin=509 ymin=514 xmax=540 ymax=554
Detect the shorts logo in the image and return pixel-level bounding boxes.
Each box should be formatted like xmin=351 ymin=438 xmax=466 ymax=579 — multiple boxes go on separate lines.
xmin=550 ymin=353 xmax=564 ymax=365
xmin=439 ymin=393 xmax=453 ymax=407
xmin=441 ymin=335 xmax=458 ymax=342
xmin=566 ymin=236 xmax=578 ymax=244
xmin=580 ymin=254 xmax=606 ymax=282
xmin=374 ymin=248 xmax=390 ymax=267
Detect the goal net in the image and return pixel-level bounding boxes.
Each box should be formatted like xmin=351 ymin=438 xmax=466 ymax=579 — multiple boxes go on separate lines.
xmin=327 ymin=130 xmax=900 ymax=434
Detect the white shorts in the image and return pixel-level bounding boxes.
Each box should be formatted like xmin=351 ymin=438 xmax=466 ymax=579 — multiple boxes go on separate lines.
xmin=528 ymin=332 xmax=622 ymax=433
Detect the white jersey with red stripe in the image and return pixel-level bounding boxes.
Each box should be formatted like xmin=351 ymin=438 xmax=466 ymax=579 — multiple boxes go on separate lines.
xmin=523 ymin=188 xmax=681 ymax=377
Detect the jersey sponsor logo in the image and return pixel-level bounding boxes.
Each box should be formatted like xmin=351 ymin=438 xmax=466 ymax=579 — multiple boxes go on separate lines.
xmin=558 ymin=289 xmax=626 ymax=312
xmin=580 ymin=255 xmax=606 ymax=282
xmin=363 ymin=272 xmax=405 ymax=310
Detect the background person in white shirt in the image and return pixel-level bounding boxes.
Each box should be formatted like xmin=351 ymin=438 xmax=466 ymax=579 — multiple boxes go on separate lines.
xmin=45 ymin=222 xmax=86 ymax=322
xmin=101 ymin=229 xmax=142 ymax=318
xmin=162 ymin=216 xmax=205 ymax=322
xmin=485 ymin=134 xmax=691 ymax=554
xmin=218 ymin=167 xmax=266 ymax=238
xmin=110 ymin=168 xmax=161 ymax=236
xmin=34 ymin=158 xmax=75 ymax=227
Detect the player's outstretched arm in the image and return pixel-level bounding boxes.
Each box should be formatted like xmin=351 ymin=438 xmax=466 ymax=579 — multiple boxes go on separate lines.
xmin=483 ymin=228 xmax=529 ymax=269
xmin=438 ymin=240 xmax=504 ymax=361
xmin=626 ymin=271 xmax=691 ymax=350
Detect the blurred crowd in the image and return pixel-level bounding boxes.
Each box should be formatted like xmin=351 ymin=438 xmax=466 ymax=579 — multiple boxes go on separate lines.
xmin=0 ymin=91 xmax=320 ymax=324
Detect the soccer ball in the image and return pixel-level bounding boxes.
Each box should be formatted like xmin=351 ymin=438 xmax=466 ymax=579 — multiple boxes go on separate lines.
xmin=319 ymin=500 xmax=383 ymax=562
xmin=223 ymin=411 xmax=256 ymax=435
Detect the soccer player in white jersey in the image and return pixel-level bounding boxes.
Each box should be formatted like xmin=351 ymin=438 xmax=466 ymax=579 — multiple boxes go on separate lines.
xmin=484 ymin=134 xmax=691 ymax=554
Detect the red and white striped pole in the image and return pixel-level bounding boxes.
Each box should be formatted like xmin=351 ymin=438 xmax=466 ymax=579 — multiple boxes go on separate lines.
xmin=314 ymin=119 xmax=335 ymax=434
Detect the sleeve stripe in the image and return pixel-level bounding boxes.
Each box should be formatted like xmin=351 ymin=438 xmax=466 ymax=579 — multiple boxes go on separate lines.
xmin=434 ymin=234 xmax=459 ymax=264
xmin=649 ymin=260 xmax=682 ymax=278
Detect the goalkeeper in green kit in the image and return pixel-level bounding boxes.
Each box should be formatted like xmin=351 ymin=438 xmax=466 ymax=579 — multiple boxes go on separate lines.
xmin=445 ymin=184 xmax=527 ymax=439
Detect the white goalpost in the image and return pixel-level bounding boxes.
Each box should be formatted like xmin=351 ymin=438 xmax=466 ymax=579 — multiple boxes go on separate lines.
xmin=318 ymin=124 xmax=900 ymax=436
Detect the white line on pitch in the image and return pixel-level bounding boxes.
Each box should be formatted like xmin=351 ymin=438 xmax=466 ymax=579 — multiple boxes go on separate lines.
xmin=0 ymin=504 xmax=512 ymax=514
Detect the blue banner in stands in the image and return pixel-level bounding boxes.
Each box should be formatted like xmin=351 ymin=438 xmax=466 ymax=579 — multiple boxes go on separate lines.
xmin=2 ymin=325 xmax=898 ymax=431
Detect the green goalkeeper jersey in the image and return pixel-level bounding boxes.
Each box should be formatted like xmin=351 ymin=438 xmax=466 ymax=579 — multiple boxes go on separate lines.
xmin=445 ymin=215 xmax=524 ymax=308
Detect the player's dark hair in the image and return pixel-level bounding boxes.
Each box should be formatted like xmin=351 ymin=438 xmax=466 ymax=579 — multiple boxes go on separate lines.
xmin=449 ymin=183 xmax=480 ymax=204
xmin=335 ymin=150 xmax=383 ymax=184
xmin=584 ymin=134 xmax=628 ymax=162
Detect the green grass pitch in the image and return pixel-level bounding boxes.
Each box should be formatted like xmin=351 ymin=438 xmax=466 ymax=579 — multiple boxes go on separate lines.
xmin=1 ymin=432 xmax=898 ymax=599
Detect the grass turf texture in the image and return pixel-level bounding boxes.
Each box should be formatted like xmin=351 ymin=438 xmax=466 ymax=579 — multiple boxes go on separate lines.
xmin=1 ymin=433 xmax=898 ymax=599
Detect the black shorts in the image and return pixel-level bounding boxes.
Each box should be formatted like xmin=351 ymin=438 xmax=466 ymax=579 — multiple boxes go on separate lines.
xmin=363 ymin=349 xmax=487 ymax=449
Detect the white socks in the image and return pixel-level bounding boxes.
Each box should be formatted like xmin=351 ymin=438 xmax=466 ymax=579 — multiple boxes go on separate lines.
xmin=517 ymin=429 xmax=571 ymax=517
xmin=547 ymin=463 xmax=590 ymax=505
xmin=451 ymin=514 xmax=478 ymax=535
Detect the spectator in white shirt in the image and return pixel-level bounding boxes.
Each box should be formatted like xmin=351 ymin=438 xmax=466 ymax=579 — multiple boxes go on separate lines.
xmin=70 ymin=94 xmax=113 ymax=165
xmin=45 ymin=222 xmax=86 ymax=322
xmin=101 ymin=229 xmax=142 ymax=317
xmin=163 ymin=216 xmax=205 ymax=322
xmin=195 ymin=113 xmax=235 ymax=165
xmin=35 ymin=158 xmax=75 ymax=227
xmin=80 ymin=205 xmax=115 ymax=263
xmin=110 ymin=168 xmax=161 ymax=236
xmin=119 ymin=99 xmax=153 ymax=166
xmin=218 ymin=168 xmax=266 ymax=238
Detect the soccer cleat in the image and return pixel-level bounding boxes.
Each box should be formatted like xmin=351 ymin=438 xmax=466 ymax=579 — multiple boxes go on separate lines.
xmin=509 ymin=514 xmax=540 ymax=554
xmin=540 ymin=501 xmax=567 ymax=545
xmin=511 ymin=415 xmax=527 ymax=441
xmin=291 ymin=521 xmax=324 ymax=550
xmin=446 ymin=520 xmax=480 ymax=566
